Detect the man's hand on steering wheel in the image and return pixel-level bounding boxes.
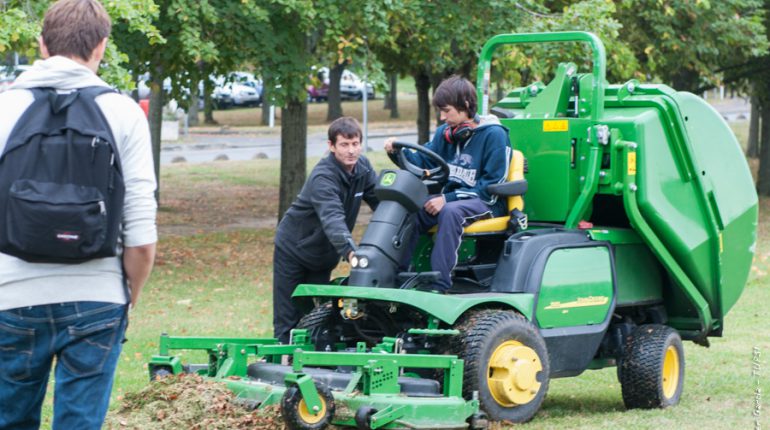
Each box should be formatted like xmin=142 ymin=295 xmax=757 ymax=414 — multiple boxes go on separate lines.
xmin=383 ymin=138 xmax=450 ymax=184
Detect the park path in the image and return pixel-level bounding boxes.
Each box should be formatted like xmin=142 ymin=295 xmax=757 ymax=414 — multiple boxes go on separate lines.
xmin=160 ymin=97 xmax=750 ymax=165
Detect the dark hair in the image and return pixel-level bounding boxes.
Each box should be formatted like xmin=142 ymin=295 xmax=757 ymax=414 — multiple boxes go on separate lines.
xmin=42 ymin=0 xmax=112 ymax=62
xmin=328 ymin=117 xmax=362 ymax=145
xmin=432 ymin=75 xmax=477 ymax=118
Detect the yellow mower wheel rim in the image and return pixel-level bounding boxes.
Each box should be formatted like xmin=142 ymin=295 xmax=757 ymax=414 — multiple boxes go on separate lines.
xmin=662 ymin=345 xmax=680 ymax=399
xmin=297 ymin=396 xmax=327 ymax=424
xmin=487 ymin=340 xmax=543 ymax=407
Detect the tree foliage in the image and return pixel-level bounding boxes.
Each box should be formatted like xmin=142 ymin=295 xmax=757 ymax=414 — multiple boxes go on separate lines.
xmin=111 ymin=0 xmax=270 ymax=199
xmin=312 ymin=0 xmax=397 ymax=121
xmin=374 ymin=0 xmax=634 ymax=143
xmin=1 ymin=0 xmax=161 ymax=89
xmin=487 ymin=0 xmax=639 ymax=102
xmin=615 ymin=0 xmax=768 ymax=92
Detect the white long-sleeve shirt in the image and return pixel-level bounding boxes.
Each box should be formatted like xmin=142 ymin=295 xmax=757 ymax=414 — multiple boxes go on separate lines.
xmin=0 ymin=56 xmax=157 ymax=310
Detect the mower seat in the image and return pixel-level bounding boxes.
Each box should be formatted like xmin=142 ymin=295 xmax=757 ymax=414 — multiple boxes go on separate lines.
xmin=427 ymin=150 xmax=526 ymax=235
xmin=463 ymin=149 xmax=526 ymax=234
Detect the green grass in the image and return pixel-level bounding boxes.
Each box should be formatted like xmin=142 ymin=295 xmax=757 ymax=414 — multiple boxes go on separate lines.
xmin=729 ymin=120 xmax=750 ymax=151
xmin=113 ymin=230 xmax=278 ymax=396
xmin=163 ymin=159 xmax=280 ymax=187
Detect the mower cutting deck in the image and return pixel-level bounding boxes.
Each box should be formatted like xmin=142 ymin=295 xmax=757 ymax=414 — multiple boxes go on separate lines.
xmin=150 ymin=330 xmax=485 ymax=429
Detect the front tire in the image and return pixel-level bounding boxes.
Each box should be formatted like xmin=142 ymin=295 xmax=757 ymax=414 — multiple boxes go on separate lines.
xmin=296 ymin=302 xmax=339 ymax=351
xmin=451 ymin=310 xmax=549 ymax=423
xmin=281 ymin=383 xmax=335 ymax=430
xmin=619 ymin=324 xmax=685 ymax=409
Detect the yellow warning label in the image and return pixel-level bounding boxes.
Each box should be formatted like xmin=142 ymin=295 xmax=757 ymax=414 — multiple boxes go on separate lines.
xmin=543 ymin=120 xmax=568 ymax=132
xmin=628 ymin=152 xmax=637 ymax=175
xmin=544 ymin=296 xmax=609 ymax=310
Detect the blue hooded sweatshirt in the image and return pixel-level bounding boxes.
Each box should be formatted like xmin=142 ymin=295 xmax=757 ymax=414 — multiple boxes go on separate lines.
xmin=404 ymin=115 xmax=511 ymax=216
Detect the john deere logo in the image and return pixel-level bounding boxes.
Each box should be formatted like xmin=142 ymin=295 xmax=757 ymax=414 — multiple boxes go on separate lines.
xmin=381 ymin=172 xmax=396 ymax=186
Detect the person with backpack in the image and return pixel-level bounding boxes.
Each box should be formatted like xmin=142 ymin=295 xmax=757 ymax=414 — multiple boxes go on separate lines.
xmin=0 ymin=1 xmax=157 ymax=429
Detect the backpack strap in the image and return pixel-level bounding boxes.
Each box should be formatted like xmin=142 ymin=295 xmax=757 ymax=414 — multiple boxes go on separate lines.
xmin=28 ymin=87 xmax=54 ymax=101
xmin=72 ymin=86 xmax=123 ymax=174
xmin=78 ymin=86 xmax=118 ymax=99
xmin=26 ymin=86 xmax=115 ymax=100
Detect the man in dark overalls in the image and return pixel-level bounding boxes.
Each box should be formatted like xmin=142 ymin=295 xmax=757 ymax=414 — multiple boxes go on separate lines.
xmin=272 ymin=117 xmax=378 ymax=343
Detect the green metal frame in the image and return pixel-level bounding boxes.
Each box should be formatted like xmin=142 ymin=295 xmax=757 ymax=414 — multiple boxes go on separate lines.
xmin=607 ymin=83 xmax=723 ymax=333
xmin=476 ymin=32 xmax=608 ymax=229
xmin=149 ymin=331 xmax=479 ymax=429
xmin=293 ymin=284 xmax=535 ymax=323
xmin=617 ymin=138 xmax=713 ymax=336
xmin=476 ymin=31 xmax=606 ymax=121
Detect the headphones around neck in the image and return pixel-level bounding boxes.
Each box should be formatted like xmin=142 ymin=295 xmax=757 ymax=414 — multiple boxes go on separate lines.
xmin=443 ymin=114 xmax=480 ymax=146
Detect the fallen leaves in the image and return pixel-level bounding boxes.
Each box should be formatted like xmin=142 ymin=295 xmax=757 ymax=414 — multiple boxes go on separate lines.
xmin=105 ymin=374 xmax=285 ymax=430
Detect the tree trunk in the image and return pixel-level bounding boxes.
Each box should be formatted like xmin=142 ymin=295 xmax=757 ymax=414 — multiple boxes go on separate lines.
xmin=187 ymin=83 xmax=200 ymax=127
xmin=388 ymin=73 xmax=399 ymax=119
xmin=278 ymin=98 xmax=308 ymax=220
xmin=430 ymin=73 xmax=444 ymax=127
xmin=261 ymin=90 xmax=272 ymax=127
xmin=326 ymin=63 xmax=344 ymax=122
xmin=670 ymin=69 xmax=700 ymax=93
xmin=757 ymin=104 xmax=770 ymax=195
xmin=383 ymin=75 xmax=392 ymax=110
xmin=414 ymin=71 xmax=431 ymax=145
xmin=148 ymin=75 xmax=164 ymax=204
xmin=748 ymin=94 xmax=760 ymax=158
xmin=203 ymin=77 xmax=217 ymax=125
xmin=261 ymin=102 xmax=273 ymax=126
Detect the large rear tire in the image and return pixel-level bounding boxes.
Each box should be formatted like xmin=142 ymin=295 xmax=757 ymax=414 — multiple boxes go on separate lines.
xmin=619 ymin=324 xmax=685 ymax=409
xmin=451 ymin=309 xmax=549 ymax=423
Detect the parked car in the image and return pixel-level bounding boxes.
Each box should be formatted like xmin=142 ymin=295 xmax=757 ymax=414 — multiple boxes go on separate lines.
xmin=211 ymin=72 xmax=262 ymax=109
xmin=133 ymin=71 xmax=261 ymax=110
xmin=0 ymin=65 xmax=32 ymax=93
xmin=340 ymin=69 xmax=374 ymax=100
xmin=0 ymin=75 xmax=14 ymax=93
xmin=134 ymin=74 xmax=171 ymax=100
xmin=307 ymin=68 xmax=329 ymax=102
xmin=307 ymin=67 xmax=374 ymax=102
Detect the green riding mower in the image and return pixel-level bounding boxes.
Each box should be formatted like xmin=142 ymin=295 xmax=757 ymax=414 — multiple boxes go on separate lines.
xmin=149 ymin=32 xmax=757 ymax=429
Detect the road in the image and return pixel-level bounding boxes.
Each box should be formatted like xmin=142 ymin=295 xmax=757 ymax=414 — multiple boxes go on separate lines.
xmin=160 ymin=128 xmax=417 ymax=165
xmin=160 ymin=98 xmax=750 ymax=166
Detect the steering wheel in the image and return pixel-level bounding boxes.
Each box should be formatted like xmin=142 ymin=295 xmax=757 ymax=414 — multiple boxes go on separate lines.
xmin=387 ymin=141 xmax=450 ymax=184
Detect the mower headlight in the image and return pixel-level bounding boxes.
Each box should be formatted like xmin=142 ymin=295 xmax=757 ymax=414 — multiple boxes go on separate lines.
xmin=358 ymin=256 xmax=369 ymax=268
xmin=350 ymin=256 xmax=359 ymax=268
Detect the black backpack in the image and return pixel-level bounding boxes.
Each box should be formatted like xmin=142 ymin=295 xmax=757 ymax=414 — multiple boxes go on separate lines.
xmin=0 ymin=86 xmax=125 ymax=263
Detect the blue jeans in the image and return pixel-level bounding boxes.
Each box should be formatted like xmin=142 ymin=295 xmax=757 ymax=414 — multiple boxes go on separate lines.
xmin=403 ymin=198 xmax=492 ymax=291
xmin=0 ymin=302 xmax=128 ymax=430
